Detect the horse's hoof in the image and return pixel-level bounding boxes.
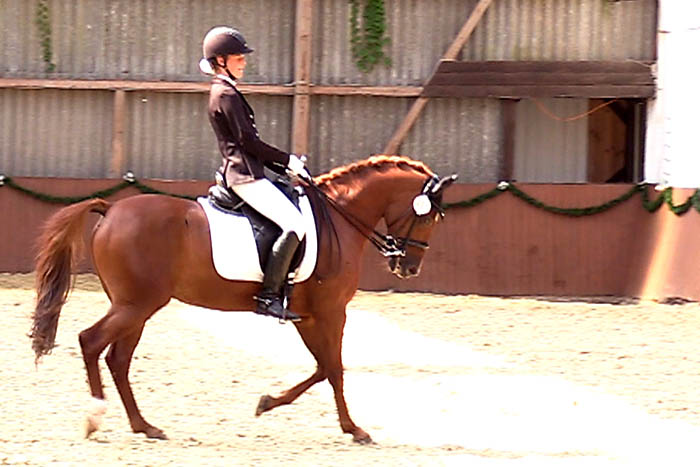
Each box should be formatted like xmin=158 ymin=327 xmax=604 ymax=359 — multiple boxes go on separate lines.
xmin=137 ymin=425 xmax=168 ymax=440
xmin=256 ymin=395 xmax=272 ymax=416
xmin=352 ymin=430 xmax=374 ymax=445
xmin=85 ymin=397 xmax=107 ymax=438
xmin=146 ymin=427 xmax=168 ymax=440
xmin=85 ymin=419 xmax=99 ymax=439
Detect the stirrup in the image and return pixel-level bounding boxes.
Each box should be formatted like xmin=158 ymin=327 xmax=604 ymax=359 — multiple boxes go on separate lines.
xmin=254 ymin=296 xmax=301 ymax=322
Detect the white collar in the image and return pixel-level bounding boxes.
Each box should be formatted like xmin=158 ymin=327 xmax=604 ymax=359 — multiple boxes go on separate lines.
xmin=216 ymin=74 xmax=237 ymax=88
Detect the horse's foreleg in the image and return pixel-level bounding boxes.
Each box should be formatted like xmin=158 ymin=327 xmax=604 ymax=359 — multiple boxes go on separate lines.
xmin=288 ymin=315 xmax=372 ymax=444
xmin=326 ymin=356 xmax=372 ymax=444
xmin=105 ymin=324 xmax=166 ymax=440
xmin=256 ymin=367 xmax=325 ymax=416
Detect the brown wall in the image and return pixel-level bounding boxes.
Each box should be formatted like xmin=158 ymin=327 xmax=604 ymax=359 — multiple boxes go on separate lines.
xmin=358 ymin=184 xmax=700 ymax=301
xmin=2 ymin=178 xmax=699 ymax=300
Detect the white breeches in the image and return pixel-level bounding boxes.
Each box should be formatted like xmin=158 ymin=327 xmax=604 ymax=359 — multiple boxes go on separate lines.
xmin=230 ymin=178 xmax=306 ymax=240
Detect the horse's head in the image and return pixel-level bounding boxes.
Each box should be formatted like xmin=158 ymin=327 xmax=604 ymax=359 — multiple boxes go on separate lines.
xmin=384 ymin=173 xmax=458 ymax=278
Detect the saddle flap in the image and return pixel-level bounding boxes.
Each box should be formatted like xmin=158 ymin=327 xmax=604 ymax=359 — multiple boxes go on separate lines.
xmin=197 ymin=194 xmax=318 ymax=284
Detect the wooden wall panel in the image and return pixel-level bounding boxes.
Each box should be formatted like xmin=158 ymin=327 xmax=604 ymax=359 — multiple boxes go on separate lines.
xmin=2 ymin=179 xmax=699 ymax=301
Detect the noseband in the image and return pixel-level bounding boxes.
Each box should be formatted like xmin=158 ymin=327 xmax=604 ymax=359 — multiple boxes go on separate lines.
xmin=303 ymin=174 xmax=443 ymax=258
xmin=383 ymin=175 xmax=445 ymax=257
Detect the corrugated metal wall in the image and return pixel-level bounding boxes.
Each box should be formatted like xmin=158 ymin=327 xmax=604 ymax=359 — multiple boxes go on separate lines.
xmin=125 ymin=93 xmax=292 ymax=180
xmin=402 ymin=97 xmax=502 ymax=182
xmin=1 ymin=0 xmax=657 ymax=180
xmin=1 ymin=0 xmax=295 ymax=82
xmin=308 ymin=96 xmax=501 ymax=181
xmin=1 ymin=0 xmax=659 ymax=84
xmin=0 ymin=88 xmax=113 ymax=177
xmin=513 ymin=98 xmax=589 ymax=183
xmin=463 ymin=0 xmax=657 ymax=61
xmin=312 ymin=0 xmax=657 ymax=85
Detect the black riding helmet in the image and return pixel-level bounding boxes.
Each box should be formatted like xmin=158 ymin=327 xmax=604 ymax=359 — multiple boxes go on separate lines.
xmin=199 ymin=26 xmax=253 ymax=75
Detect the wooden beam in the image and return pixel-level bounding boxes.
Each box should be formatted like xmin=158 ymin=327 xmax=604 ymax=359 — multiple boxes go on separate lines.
xmin=422 ymin=85 xmax=655 ymax=99
xmin=442 ymin=0 xmax=495 ymax=61
xmin=310 ymin=85 xmax=422 ymax=97
xmin=423 ymin=60 xmax=656 ymax=98
xmin=0 ymin=78 xmax=424 ymax=97
xmin=0 ymin=78 xmax=294 ymax=95
xmin=383 ymin=0 xmax=494 ymax=154
xmin=383 ymin=97 xmax=429 ymax=155
xmin=427 ymin=72 xmax=654 ymax=86
xmin=109 ymin=90 xmax=127 ymax=177
xmin=435 ymin=60 xmax=656 ymax=74
xmin=291 ymin=0 xmax=313 ymax=155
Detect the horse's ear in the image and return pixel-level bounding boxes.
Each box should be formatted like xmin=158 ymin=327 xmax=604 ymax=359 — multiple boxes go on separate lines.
xmin=431 ymin=174 xmax=458 ymax=194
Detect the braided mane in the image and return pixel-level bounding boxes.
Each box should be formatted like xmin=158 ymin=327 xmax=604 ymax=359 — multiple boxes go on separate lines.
xmin=314 ymin=155 xmax=434 ymax=186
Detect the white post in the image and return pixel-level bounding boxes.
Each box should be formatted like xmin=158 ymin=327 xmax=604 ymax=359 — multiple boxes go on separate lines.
xmin=645 ymin=1 xmax=700 ymax=188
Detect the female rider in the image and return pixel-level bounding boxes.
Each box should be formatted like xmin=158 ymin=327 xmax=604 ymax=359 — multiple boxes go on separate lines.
xmin=199 ymin=26 xmax=308 ymax=322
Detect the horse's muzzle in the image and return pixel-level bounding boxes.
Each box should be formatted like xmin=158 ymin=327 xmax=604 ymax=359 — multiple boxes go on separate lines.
xmin=389 ymin=257 xmax=422 ymax=279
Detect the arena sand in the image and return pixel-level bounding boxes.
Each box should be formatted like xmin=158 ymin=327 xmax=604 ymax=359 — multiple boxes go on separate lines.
xmin=2 ymin=273 xmax=700 ymax=466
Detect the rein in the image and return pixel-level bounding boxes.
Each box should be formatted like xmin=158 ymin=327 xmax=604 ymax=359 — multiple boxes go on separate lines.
xmin=300 ymin=174 xmax=438 ymax=258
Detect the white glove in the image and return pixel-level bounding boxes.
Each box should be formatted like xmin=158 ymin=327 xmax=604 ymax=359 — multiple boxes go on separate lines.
xmin=287 ymin=154 xmax=310 ymax=178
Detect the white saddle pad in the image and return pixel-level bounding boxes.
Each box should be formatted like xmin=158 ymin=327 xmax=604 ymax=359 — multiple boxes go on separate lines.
xmin=197 ymin=195 xmax=317 ymax=283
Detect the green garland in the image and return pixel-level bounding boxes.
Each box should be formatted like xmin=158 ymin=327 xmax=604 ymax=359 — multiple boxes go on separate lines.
xmin=441 ymin=182 xmax=700 ymax=217
xmin=0 ymin=173 xmax=196 ymax=204
xmin=349 ymin=0 xmax=392 ymax=73
xmin=1 ymin=174 xmax=699 ymax=216
xmin=35 ymin=0 xmax=55 ymax=73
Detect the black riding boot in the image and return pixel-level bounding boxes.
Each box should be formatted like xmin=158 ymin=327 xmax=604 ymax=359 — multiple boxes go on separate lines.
xmin=255 ymin=231 xmax=302 ymax=321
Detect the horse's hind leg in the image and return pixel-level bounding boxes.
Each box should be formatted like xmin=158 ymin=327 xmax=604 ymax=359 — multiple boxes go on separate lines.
xmin=105 ymin=324 xmax=167 ymax=439
xmin=79 ymin=303 xmax=156 ymax=438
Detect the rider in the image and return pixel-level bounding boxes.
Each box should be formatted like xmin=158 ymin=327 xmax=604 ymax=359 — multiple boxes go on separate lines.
xmin=199 ymin=26 xmax=308 ymax=322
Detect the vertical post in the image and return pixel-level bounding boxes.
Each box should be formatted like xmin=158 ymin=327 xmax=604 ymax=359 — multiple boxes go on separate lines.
xmin=292 ymin=0 xmax=313 ymax=155
xmin=109 ymin=89 xmax=126 ymax=177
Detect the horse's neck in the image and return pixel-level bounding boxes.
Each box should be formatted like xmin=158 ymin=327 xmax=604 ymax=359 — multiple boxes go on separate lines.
xmin=329 ymin=171 xmax=412 ymax=228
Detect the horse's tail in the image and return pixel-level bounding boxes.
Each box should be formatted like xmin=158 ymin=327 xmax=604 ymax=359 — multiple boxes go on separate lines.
xmin=30 ymin=198 xmax=111 ymax=363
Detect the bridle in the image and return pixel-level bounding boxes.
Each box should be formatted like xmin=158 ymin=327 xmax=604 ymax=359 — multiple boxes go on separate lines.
xmin=301 ymin=174 xmax=444 ymax=258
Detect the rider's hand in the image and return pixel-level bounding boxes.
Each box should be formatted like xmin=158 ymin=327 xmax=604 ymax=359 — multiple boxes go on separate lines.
xmin=288 ymin=154 xmax=310 ymax=179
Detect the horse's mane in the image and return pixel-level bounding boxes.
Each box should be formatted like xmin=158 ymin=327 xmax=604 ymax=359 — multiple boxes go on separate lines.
xmin=306 ymin=155 xmax=433 ymax=280
xmin=314 ymin=155 xmax=434 ymax=186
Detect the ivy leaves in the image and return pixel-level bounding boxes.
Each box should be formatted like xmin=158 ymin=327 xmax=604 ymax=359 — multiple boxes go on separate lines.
xmin=35 ymin=0 xmax=55 ymax=72
xmin=349 ymin=0 xmax=392 ymax=73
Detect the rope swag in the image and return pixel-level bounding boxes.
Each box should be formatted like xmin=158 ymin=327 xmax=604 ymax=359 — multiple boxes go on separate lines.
xmin=442 ymin=182 xmax=700 ymax=217
xmin=1 ymin=174 xmax=699 ymax=216
xmin=0 ymin=172 xmax=196 ymax=204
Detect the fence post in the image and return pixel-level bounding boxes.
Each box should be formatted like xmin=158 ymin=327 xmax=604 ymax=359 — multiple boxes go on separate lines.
xmin=109 ymin=89 xmax=127 ymax=177
xmin=292 ymin=0 xmax=313 ymax=156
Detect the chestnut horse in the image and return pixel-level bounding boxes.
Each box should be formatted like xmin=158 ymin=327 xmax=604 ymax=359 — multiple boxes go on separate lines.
xmin=30 ymin=155 xmax=456 ymax=444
